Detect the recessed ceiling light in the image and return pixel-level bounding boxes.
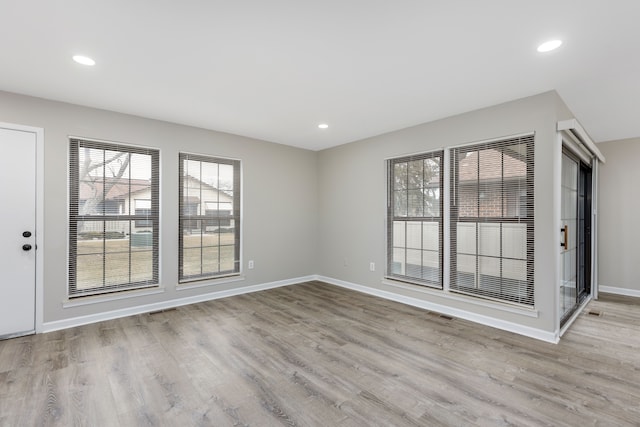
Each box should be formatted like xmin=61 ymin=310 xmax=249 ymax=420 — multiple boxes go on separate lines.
xmin=318 ymin=123 xmax=329 ymax=129
xmin=537 ymin=40 xmax=562 ymax=53
xmin=73 ymin=55 xmax=96 ymax=66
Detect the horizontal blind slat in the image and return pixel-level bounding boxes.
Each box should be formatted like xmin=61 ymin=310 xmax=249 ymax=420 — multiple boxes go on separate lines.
xmin=69 ymin=138 xmax=159 ymax=298
xmin=450 ymin=134 xmax=535 ymax=306
xmin=178 ymin=152 xmax=241 ymax=283
xmin=387 ymin=150 xmax=444 ymax=289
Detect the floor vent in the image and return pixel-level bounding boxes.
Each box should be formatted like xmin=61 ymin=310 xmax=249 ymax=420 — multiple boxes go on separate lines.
xmin=588 ymin=310 xmax=602 ymax=317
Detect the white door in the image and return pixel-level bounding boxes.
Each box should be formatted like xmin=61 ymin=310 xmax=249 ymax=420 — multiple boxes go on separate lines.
xmin=0 ymin=126 xmax=36 ymax=338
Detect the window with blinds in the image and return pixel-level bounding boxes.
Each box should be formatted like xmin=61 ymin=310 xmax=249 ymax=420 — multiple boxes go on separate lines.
xmin=387 ymin=151 xmax=443 ymax=288
xmin=450 ymin=134 xmax=534 ymax=306
xmin=69 ymin=139 xmax=159 ymax=297
xmin=179 ymin=153 xmax=241 ymax=282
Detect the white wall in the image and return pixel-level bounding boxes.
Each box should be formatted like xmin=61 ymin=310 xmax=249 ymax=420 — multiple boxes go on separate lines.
xmin=597 ymin=137 xmax=640 ymax=296
xmin=0 ymin=90 xmax=318 ymax=324
xmin=317 ymin=91 xmax=573 ymax=339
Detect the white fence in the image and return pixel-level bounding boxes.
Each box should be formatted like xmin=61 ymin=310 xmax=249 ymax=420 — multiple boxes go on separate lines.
xmin=392 ymin=221 xmax=527 ymax=282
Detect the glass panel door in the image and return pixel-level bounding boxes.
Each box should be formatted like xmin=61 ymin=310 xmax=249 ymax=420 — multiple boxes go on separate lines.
xmin=560 ymin=149 xmax=592 ymax=324
xmin=560 ymin=152 xmax=578 ymax=321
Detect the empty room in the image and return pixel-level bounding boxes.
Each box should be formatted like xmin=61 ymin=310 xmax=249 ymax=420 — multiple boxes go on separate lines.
xmin=1 ymin=1 xmax=639 ymax=426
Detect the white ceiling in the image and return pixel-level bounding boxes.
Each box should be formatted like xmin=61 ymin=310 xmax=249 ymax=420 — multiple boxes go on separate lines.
xmin=1 ymin=1 xmax=638 ymax=151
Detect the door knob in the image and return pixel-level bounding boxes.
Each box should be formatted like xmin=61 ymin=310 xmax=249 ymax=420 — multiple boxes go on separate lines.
xmin=23 ymin=231 xmax=32 ymax=238
xmin=22 ymin=244 xmax=32 ymax=251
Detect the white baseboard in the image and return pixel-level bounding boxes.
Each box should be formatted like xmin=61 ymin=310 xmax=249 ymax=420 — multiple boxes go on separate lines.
xmin=599 ymin=285 xmax=640 ymax=298
xmin=43 ymin=274 xmax=560 ymax=343
xmin=316 ymin=275 xmax=559 ymax=344
xmin=42 ymin=275 xmax=316 ymax=333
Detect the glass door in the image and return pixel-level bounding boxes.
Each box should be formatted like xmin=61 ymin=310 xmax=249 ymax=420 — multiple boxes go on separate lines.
xmin=560 ymin=149 xmax=592 ymax=325
xmin=577 ymin=163 xmax=592 ymax=300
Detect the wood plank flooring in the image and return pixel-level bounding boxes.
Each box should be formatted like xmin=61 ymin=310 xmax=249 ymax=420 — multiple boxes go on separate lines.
xmin=1 ymin=282 xmax=639 ymax=426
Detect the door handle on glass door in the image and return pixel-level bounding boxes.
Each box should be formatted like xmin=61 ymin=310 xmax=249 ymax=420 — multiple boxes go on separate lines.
xmin=560 ymin=225 xmax=568 ymax=248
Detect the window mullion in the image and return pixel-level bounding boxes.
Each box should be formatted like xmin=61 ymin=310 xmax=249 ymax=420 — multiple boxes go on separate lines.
xmin=102 ymin=150 xmax=107 ymax=289
xmin=128 ymin=152 xmax=132 ymax=285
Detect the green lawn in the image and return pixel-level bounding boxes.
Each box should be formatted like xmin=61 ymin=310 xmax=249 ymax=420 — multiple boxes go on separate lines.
xmin=76 ymin=233 xmax=236 ymax=290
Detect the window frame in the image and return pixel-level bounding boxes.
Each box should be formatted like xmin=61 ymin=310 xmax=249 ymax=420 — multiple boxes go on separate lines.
xmin=178 ymin=152 xmax=241 ymax=283
xmin=449 ymin=134 xmax=535 ymax=306
xmin=386 ymin=150 xmax=444 ymax=288
xmin=68 ymin=138 xmax=160 ymax=298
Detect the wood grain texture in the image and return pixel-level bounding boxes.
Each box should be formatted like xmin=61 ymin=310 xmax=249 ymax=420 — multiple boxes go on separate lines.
xmin=1 ymin=283 xmax=639 ymax=426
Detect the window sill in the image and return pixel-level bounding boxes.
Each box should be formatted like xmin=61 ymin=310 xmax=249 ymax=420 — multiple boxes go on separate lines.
xmin=177 ymin=274 xmax=245 ymax=291
xmin=63 ymin=286 xmax=165 ymax=308
xmin=381 ymin=278 xmax=539 ymax=318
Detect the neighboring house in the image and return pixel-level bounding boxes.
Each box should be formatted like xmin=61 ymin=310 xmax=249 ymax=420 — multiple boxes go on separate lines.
xmin=181 ymin=174 xmax=235 ymax=234
xmin=78 ymin=178 xmax=152 ymax=236
xmin=78 ymin=175 xmax=234 ymax=237
xmin=400 ymin=148 xmax=527 ymax=218
xmin=456 ymin=148 xmax=528 ymax=218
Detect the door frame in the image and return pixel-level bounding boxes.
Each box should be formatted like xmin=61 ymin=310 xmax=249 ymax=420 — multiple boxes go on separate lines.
xmin=0 ymin=122 xmax=44 ymax=334
xmin=556 ymin=120 xmax=604 ymax=336
xmin=559 ymin=147 xmax=592 ymax=326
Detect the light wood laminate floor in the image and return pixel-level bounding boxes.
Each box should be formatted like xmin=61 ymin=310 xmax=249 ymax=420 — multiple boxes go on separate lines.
xmin=1 ymin=281 xmax=639 ymax=426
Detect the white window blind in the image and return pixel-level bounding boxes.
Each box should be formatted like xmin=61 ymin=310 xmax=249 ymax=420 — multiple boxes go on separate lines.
xmin=387 ymin=150 xmax=443 ymax=288
xmin=69 ymin=138 xmax=159 ymax=297
xmin=450 ymin=135 xmax=534 ymax=306
xmin=179 ymin=153 xmax=241 ymax=282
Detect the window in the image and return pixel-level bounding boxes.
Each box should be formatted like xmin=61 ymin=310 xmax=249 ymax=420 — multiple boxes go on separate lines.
xmin=450 ymin=134 xmax=534 ymax=305
xmin=179 ymin=153 xmax=240 ymax=282
xmin=387 ymin=151 xmax=443 ymax=288
xmin=69 ymin=139 xmax=159 ymax=297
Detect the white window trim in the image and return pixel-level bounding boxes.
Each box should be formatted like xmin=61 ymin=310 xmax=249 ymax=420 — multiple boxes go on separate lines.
xmin=62 ymin=286 xmax=166 ymax=308
xmin=382 ymin=277 xmax=539 ymax=318
xmin=176 ymin=274 xmax=246 ymax=291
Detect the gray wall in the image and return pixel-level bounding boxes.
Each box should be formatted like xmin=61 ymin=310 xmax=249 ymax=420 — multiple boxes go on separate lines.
xmin=0 ymin=88 xmax=586 ymax=338
xmin=597 ymin=137 xmax=640 ymax=294
xmin=0 ymin=90 xmax=318 ymax=323
xmin=317 ymin=91 xmax=571 ymax=335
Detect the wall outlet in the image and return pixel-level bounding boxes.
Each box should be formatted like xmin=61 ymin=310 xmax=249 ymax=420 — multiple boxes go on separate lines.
xmin=248 ymin=260 xmax=254 ymax=269
xmin=369 ymin=262 xmax=375 ymax=271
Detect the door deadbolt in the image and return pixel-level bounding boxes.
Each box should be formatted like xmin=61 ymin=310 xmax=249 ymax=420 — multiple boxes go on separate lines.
xmin=23 ymin=231 xmax=32 ymax=238
xmin=22 ymin=244 xmax=32 ymax=251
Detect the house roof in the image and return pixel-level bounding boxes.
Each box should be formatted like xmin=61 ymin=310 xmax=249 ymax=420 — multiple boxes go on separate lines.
xmin=458 ymin=149 xmax=525 ymax=182
xmin=79 ymin=175 xmax=233 ymax=201
xmin=183 ymin=175 xmax=234 ymax=201
xmin=416 ymin=149 xmax=525 ymax=187
xmin=79 ymin=178 xmax=151 ymax=201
